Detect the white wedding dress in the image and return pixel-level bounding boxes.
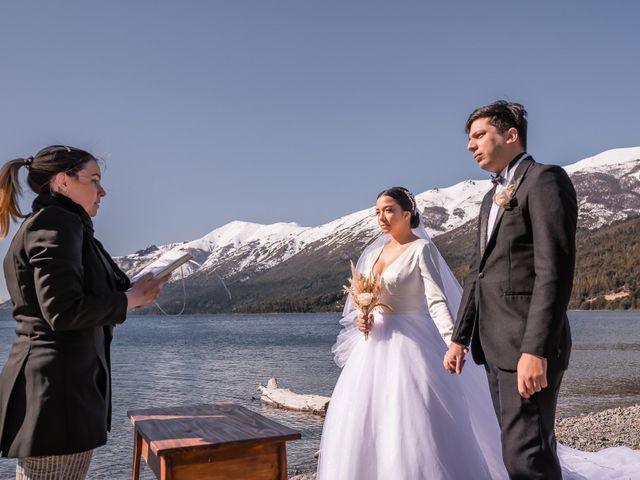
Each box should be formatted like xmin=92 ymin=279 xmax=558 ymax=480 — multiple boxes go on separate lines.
xmin=317 ymin=232 xmax=640 ymax=480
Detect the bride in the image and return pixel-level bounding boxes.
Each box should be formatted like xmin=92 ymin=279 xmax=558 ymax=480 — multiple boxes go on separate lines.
xmin=317 ymin=186 xmax=640 ymax=479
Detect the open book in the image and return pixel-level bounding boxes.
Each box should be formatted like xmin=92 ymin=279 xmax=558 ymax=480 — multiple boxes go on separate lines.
xmin=131 ymin=252 xmax=193 ymax=282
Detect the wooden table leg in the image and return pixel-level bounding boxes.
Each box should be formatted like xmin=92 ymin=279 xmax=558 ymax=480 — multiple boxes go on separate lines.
xmin=132 ymin=429 xmax=142 ymax=480
xmin=278 ymin=444 xmax=287 ymax=480
xmin=160 ymin=456 xmax=172 ymax=480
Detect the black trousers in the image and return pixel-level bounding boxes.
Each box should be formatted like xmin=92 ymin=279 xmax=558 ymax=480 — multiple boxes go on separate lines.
xmin=484 ymin=361 xmax=564 ymax=480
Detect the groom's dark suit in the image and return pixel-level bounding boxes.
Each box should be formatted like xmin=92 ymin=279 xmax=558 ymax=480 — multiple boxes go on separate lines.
xmin=452 ymin=154 xmax=577 ymax=479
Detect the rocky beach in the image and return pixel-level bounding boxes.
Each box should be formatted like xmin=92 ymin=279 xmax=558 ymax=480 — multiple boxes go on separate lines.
xmin=556 ymin=404 xmax=640 ymax=451
xmin=290 ymin=404 xmax=640 ymax=479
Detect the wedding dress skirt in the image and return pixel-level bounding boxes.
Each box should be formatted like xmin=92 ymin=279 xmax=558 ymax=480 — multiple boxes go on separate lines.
xmin=318 ymin=308 xmax=507 ymax=479
xmin=317 ymin=237 xmax=640 ymax=479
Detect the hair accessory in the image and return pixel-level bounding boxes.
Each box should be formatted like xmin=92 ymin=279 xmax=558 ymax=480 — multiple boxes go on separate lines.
xmin=23 ymin=156 xmax=34 ymax=168
xmin=401 ymin=188 xmax=417 ymax=214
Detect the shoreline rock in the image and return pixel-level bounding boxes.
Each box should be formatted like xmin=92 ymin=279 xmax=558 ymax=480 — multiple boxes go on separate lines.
xmin=289 ymin=404 xmax=640 ymax=479
xmin=290 ymin=474 xmax=317 ymax=480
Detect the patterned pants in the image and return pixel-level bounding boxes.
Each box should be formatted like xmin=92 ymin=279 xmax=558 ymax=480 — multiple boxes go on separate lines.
xmin=15 ymin=450 xmax=93 ymax=480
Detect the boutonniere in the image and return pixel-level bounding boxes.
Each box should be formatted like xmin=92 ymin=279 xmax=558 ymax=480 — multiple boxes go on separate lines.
xmin=492 ymin=158 xmax=529 ymax=210
xmin=493 ymin=182 xmax=517 ymax=210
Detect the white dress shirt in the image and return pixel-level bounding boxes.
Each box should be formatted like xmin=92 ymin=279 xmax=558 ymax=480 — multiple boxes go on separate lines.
xmin=486 ymin=153 xmax=530 ymax=244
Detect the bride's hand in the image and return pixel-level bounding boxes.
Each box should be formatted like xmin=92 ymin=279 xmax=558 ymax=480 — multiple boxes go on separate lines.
xmin=356 ymin=312 xmax=373 ymax=333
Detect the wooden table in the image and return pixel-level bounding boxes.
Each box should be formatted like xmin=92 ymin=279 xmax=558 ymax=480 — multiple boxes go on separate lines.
xmin=128 ymin=402 xmax=301 ymax=480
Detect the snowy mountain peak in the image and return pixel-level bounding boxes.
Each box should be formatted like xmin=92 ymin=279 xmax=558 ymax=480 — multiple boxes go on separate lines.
xmin=564 ymin=146 xmax=640 ymax=174
xmin=187 ymin=220 xmax=306 ymax=250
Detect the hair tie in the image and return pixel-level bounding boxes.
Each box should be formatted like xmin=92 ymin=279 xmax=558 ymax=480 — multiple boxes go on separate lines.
xmin=23 ymin=156 xmax=34 ymax=168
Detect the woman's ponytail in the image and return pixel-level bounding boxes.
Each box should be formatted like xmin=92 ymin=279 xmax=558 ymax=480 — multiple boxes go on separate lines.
xmin=0 ymin=158 xmax=30 ymax=239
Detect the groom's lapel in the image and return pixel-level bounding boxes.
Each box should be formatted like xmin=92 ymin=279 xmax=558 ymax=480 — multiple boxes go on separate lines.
xmin=479 ymin=189 xmax=494 ymax=259
xmin=484 ymin=158 xmax=535 ymax=255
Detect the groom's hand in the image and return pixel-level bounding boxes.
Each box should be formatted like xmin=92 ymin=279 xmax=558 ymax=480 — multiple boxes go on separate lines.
xmin=517 ymin=353 xmax=548 ymax=399
xmin=444 ymin=342 xmax=468 ymax=375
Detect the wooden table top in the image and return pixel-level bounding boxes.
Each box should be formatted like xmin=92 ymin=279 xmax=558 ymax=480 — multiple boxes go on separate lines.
xmin=127 ymin=402 xmax=301 ymax=456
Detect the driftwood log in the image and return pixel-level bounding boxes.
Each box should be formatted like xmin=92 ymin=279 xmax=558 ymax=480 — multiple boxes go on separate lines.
xmin=258 ymin=377 xmax=330 ymax=416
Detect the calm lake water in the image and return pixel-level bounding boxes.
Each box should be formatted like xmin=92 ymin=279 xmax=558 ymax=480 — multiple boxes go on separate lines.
xmin=0 ymin=310 xmax=638 ymax=479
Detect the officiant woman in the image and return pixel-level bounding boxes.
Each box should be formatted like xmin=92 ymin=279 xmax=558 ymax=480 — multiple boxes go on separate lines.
xmin=0 ymin=146 xmax=166 ymax=480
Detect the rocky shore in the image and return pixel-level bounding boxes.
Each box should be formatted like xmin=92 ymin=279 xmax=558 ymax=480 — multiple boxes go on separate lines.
xmin=556 ymin=404 xmax=640 ymax=451
xmin=289 ymin=404 xmax=640 ymax=479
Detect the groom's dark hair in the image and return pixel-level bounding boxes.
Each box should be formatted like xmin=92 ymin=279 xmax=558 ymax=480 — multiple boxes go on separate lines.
xmin=466 ymin=101 xmax=528 ymax=150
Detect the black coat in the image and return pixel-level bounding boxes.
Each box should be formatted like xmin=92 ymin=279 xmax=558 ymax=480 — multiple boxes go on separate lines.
xmin=452 ymin=157 xmax=578 ymax=370
xmin=0 ymin=192 xmax=130 ymax=458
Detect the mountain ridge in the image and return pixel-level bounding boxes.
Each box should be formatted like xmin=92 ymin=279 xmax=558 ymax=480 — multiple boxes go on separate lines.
xmin=115 ymin=146 xmax=640 ymax=313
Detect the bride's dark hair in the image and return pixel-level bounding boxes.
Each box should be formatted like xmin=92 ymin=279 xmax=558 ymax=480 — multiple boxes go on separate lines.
xmin=377 ymin=187 xmax=421 ymax=229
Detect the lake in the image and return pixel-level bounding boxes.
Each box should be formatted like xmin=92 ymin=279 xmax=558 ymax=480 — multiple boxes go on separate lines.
xmin=0 ymin=310 xmax=638 ymax=478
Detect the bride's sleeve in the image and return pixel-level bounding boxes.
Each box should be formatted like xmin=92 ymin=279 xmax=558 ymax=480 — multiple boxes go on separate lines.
xmin=418 ymin=242 xmax=454 ymax=345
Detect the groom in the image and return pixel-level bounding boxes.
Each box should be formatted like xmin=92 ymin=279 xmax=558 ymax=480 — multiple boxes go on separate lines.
xmin=444 ymin=101 xmax=577 ymax=479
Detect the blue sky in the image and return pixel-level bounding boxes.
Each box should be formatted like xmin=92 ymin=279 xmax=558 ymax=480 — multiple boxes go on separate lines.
xmin=1 ymin=1 xmax=639 ymax=299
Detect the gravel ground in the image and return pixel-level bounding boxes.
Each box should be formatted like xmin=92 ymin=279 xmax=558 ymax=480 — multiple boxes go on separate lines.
xmin=289 ymin=404 xmax=640 ymax=479
xmin=556 ymin=404 xmax=640 ymax=451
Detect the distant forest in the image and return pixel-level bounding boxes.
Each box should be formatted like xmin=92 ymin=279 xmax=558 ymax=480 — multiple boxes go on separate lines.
xmin=437 ymin=215 xmax=640 ymax=311
xmin=571 ymin=216 xmax=640 ymax=309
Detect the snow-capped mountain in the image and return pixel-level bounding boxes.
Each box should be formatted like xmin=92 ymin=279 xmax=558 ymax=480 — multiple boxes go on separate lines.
xmin=120 ymin=146 xmax=640 ymax=289
xmin=565 ymin=147 xmax=640 ymax=230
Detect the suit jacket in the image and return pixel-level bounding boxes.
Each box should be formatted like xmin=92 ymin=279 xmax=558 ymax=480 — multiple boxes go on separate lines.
xmin=452 ymin=156 xmax=577 ymax=370
xmin=0 ymin=192 xmax=130 ymax=458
